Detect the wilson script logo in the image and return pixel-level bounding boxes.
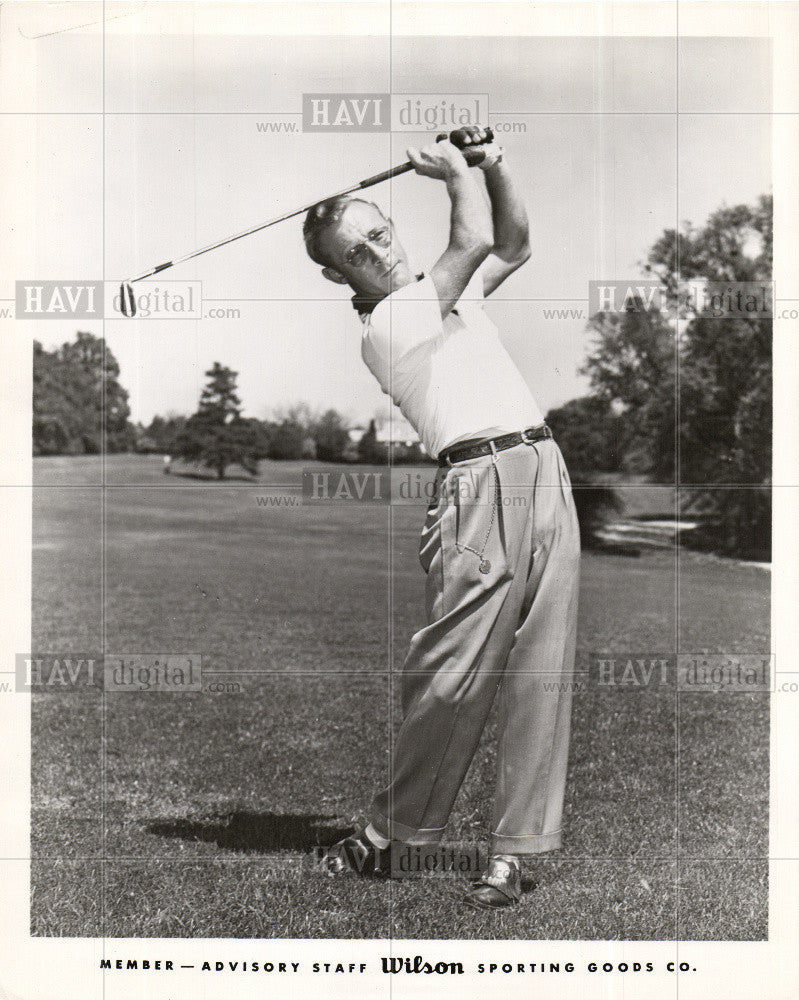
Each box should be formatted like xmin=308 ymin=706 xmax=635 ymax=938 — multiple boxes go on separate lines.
xmin=381 ymin=956 xmax=464 ymax=975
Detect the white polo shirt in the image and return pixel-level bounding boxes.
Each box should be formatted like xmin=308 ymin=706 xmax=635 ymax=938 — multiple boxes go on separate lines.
xmin=359 ymin=267 xmax=544 ymax=458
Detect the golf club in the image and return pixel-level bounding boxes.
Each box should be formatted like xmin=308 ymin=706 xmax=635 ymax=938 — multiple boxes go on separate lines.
xmin=119 ymin=126 xmax=495 ymax=316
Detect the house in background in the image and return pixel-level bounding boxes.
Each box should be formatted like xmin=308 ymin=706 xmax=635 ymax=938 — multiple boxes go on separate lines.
xmin=346 ymin=406 xmax=427 ymax=462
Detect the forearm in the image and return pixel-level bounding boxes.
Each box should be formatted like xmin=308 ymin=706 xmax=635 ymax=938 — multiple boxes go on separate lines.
xmin=445 ymin=168 xmax=494 ymax=262
xmin=408 ymin=138 xmax=495 ymax=316
xmin=483 ymin=159 xmax=530 ymax=261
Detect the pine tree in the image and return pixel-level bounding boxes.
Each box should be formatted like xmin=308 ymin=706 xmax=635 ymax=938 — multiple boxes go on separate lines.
xmin=173 ymin=364 xmax=268 ymax=479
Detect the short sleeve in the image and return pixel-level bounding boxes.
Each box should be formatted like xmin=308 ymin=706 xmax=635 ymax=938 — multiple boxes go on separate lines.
xmin=364 ymin=275 xmax=444 ymax=366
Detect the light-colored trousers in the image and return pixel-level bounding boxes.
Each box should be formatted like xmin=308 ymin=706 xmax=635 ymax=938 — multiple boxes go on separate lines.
xmin=370 ymin=438 xmax=581 ymax=855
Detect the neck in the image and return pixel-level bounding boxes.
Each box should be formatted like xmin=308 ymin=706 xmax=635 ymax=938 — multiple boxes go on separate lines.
xmin=351 ymin=287 xmax=388 ymax=315
xmin=351 ymin=272 xmax=424 ymax=315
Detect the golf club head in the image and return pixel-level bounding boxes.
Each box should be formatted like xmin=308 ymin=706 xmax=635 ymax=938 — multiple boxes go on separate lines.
xmin=119 ymin=283 xmax=136 ymax=317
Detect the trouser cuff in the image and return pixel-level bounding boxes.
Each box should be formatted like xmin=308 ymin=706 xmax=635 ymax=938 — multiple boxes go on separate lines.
xmin=490 ymin=829 xmax=563 ymax=855
xmin=369 ymin=811 xmax=446 ymax=846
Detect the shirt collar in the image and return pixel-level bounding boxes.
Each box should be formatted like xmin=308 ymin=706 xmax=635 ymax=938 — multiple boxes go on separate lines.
xmin=352 ymin=273 xmax=425 ymax=317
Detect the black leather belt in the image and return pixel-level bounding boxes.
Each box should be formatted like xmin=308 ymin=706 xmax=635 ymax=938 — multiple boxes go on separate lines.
xmin=438 ymin=424 xmax=553 ymax=467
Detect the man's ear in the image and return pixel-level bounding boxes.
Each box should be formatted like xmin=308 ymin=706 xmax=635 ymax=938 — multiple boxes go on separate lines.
xmin=321 ymin=266 xmax=350 ymax=285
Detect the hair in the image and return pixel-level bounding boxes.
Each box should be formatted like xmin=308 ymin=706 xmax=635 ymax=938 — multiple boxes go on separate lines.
xmin=302 ymin=195 xmax=383 ymax=268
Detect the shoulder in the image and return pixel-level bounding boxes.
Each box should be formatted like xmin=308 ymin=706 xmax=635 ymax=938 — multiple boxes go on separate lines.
xmin=361 ymin=273 xmax=436 ymax=330
xmin=361 ymin=273 xmax=444 ymax=363
xmin=358 ymin=273 xmax=429 ymax=317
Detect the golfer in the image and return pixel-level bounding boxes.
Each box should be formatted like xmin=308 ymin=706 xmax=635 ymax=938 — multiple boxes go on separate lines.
xmin=303 ymin=126 xmax=581 ymax=908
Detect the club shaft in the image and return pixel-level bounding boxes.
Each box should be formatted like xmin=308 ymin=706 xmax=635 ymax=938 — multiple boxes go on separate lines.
xmin=128 ymin=161 xmax=414 ymax=284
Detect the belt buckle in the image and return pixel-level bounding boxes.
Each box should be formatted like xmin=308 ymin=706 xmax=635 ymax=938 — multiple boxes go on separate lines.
xmin=521 ymin=424 xmax=550 ymax=445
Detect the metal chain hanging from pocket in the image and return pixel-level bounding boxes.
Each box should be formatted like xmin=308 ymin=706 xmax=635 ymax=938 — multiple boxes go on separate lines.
xmin=453 ymin=445 xmax=501 ymax=575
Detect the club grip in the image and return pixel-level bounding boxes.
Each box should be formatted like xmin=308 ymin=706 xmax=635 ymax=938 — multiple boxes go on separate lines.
xmin=437 ymin=127 xmax=495 ymax=166
xmin=358 ymin=161 xmax=414 ymax=190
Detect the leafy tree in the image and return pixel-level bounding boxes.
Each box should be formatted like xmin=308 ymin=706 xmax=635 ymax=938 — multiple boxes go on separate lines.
xmin=268 ymin=403 xmax=314 ymax=460
xmin=173 ymin=363 xmax=268 ymax=479
xmin=34 ymin=340 xmax=83 ymax=454
xmin=644 ymin=195 xmax=772 ymax=301
xmin=33 ymin=332 xmax=134 ymax=454
xmin=545 ymin=396 xmax=625 ymax=478
xmin=545 ymin=396 xmax=625 ymax=547
xmin=269 ymin=418 xmax=307 ymax=460
xmin=311 ymin=409 xmax=350 ymax=462
xmin=582 ymin=195 xmax=772 ymax=557
xmin=144 ymin=412 xmax=188 ymax=453
xmin=582 ymin=298 xmax=676 ymax=479
xmin=662 ymin=196 xmax=771 ymax=557
xmin=357 ymin=419 xmax=387 ymax=464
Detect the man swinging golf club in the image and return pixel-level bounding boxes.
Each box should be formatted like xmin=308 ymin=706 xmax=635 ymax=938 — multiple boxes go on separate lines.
xmin=304 ymin=126 xmax=581 ymax=909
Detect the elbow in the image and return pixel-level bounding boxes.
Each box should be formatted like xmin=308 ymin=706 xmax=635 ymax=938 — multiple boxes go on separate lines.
xmin=453 ymin=229 xmax=493 ymax=265
xmin=472 ymin=228 xmax=495 ymax=262
xmin=476 ymin=236 xmax=494 ymax=264
xmin=495 ymin=239 xmax=531 ymax=268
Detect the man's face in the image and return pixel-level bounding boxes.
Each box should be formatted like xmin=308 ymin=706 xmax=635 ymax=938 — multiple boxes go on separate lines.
xmin=318 ymin=201 xmax=412 ymax=299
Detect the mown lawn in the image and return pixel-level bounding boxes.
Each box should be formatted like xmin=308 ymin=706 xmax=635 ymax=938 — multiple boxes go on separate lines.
xmin=30 ymin=456 xmax=769 ymax=939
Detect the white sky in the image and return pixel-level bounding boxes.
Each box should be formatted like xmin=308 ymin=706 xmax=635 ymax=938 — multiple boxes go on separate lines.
xmin=4 ymin=6 xmax=772 ymax=426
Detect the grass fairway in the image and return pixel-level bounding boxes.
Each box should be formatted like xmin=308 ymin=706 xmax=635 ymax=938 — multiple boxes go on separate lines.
xmin=31 ymin=456 xmax=769 ymax=939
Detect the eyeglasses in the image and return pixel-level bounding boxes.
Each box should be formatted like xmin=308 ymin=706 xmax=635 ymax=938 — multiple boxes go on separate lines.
xmin=345 ymin=226 xmax=392 ymax=268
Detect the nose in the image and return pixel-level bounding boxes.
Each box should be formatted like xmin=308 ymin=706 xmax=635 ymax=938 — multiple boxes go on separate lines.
xmin=367 ymin=240 xmax=392 ymax=267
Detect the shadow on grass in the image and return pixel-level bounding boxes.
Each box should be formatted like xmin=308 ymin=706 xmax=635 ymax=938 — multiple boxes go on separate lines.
xmin=146 ymin=811 xmax=352 ymax=853
xmin=170 ymin=470 xmax=257 ymax=482
xmin=586 ymin=541 xmax=642 ymax=557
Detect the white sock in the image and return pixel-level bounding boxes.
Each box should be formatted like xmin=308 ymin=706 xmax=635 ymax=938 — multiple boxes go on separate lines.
xmin=491 ymin=853 xmax=521 ymax=868
xmin=364 ymin=823 xmax=390 ymax=850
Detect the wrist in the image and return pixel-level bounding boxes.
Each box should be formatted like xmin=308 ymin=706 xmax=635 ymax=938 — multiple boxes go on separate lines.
xmin=444 ymin=161 xmax=471 ymax=182
xmin=479 ymin=149 xmax=506 ymax=174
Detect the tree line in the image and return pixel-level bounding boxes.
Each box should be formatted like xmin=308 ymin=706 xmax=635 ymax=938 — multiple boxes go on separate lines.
xmin=32 ymin=194 xmax=772 ymax=557
xmin=138 ymin=379 xmax=413 ymax=472
xmin=32 ymin=342 xmax=370 ymax=467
